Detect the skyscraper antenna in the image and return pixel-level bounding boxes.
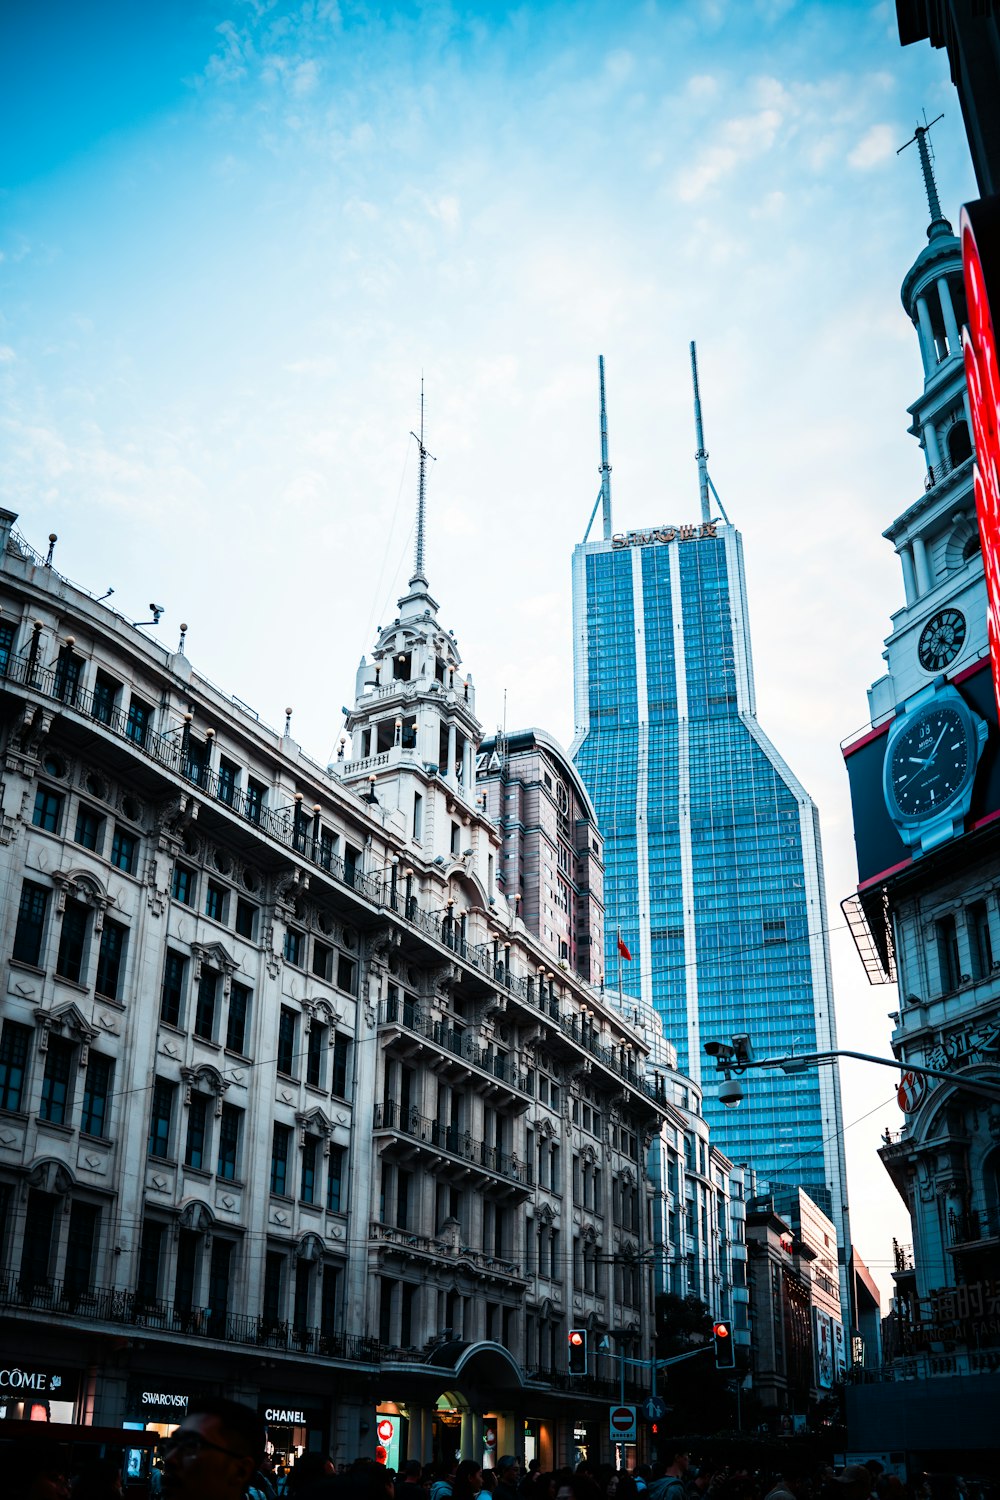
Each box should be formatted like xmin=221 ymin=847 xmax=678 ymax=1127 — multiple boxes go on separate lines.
xmin=599 ymin=355 xmax=613 ymax=540
xmin=898 ymin=112 xmax=948 ymax=231
xmin=410 ymin=378 xmax=436 ymax=586
xmin=691 ymin=341 xmax=711 ymax=524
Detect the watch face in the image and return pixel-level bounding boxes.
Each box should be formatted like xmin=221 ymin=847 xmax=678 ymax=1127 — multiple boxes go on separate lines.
xmin=918 ymin=608 xmax=966 ymax=671
xmin=887 ymin=704 xmax=972 ymax=818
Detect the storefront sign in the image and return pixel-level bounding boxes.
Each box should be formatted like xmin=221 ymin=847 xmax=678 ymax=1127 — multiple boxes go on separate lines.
xmin=142 ymin=1392 xmax=189 ymax=1409
xmin=897 ymin=1069 xmax=927 ymax=1113
xmin=265 ymin=1408 xmax=307 ymax=1425
xmin=962 ymin=193 xmax=1000 ymax=717
xmin=925 ymin=1013 xmax=1000 ymax=1073
xmin=611 ymin=521 xmax=718 ymax=550
xmin=0 ymin=1368 xmax=66 ymax=1396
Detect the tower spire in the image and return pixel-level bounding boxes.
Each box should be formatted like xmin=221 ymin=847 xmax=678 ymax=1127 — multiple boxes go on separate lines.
xmin=898 ymin=114 xmax=951 ymax=237
xmin=599 ymin=355 xmax=613 ymax=540
xmin=410 ymin=379 xmax=435 ymax=588
xmin=690 ymin=340 xmax=711 ymax=525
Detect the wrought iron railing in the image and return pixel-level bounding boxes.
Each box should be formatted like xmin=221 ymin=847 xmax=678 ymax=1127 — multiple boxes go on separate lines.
xmin=369 ymin=1220 xmax=524 ymax=1279
xmin=373 ymin=1100 xmax=533 ymax=1186
xmin=379 ymin=996 xmax=529 ymax=1089
xmin=0 ymin=1271 xmax=380 ymax=1362
xmin=1 ymin=629 xmax=665 ymax=1108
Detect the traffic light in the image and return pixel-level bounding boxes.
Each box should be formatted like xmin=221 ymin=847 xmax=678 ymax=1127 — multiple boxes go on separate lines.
xmin=712 ymin=1319 xmax=735 ymax=1369
xmin=567 ymin=1328 xmax=588 ymax=1376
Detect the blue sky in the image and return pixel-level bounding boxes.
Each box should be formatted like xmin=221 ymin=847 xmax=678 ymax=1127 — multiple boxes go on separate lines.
xmin=0 ymin=0 xmax=981 ymax=1300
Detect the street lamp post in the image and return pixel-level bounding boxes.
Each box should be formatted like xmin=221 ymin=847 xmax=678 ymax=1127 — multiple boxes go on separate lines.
xmin=703 ymin=1036 xmax=1000 ymax=1104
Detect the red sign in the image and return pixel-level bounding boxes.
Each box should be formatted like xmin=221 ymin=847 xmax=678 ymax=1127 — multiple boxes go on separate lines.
xmin=897 ymin=1069 xmax=927 ymax=1113
xmin=609 ymin=1405 xmax=636 ymax=1434
xmin=962 ymin=194 xmax=1000 ymax=717
xmin=377 ymin=1418 xmax=394 ymax=1443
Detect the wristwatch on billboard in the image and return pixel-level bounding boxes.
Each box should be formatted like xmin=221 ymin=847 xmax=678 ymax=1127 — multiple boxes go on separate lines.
xmin=882 ymin=677 xmax=988 ymax=857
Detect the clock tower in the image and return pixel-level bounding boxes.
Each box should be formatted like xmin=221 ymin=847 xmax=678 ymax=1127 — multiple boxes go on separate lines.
xmin=868 ymin=121 xmax=982 ymax=719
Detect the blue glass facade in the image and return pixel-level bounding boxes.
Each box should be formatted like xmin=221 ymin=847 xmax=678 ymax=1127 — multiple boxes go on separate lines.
xmin=572 ymin=525 xmax=849 ymax=1240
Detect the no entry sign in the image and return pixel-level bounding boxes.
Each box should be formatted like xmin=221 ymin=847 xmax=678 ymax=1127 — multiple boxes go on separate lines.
xmin=609 ymin=1405 xmax=637 ymax=1443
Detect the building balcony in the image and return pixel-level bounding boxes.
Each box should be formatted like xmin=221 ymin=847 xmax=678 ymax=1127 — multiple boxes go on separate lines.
xmin=368 ymin=1221 xmax=525 ymax=1281
xmin=378 ymin=996 xmax=530 ymax=1098
xmin=947 ymin=1206 xmax=1000 ymax=1250
xmin=0 ymin=1270 xmax=379 ymax=1364
xmin=373 ymin=1100 xmax=533 ymax=1190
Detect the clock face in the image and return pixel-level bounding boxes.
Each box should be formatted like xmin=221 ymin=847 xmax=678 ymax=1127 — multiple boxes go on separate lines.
xmin=918 ymin=608 xmax=967 ymax=671
xmin=887 ymin=705 xmax=971 ymax=818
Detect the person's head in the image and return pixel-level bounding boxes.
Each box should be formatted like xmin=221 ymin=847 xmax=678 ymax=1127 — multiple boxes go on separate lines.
xmin=9 ymin=1440 xmax=71 ymax=1500
xmin=160 ymin=1397 xmax=266 ymax=1500
xmin=455 ymin=1462 xmax=483 ymax=1496
xmin=661 ymin=1449 xmax=689 ymax=1476
xmin=497 ymin=1460 xmax=521 ymax=1487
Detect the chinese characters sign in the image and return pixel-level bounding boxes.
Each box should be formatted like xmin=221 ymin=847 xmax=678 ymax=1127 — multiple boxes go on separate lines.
xmin=611 ymin=521 xmax=718 ymax=549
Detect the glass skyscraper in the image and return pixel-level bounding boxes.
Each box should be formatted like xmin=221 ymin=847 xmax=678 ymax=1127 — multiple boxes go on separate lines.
xmin=570 ymin=385 xmax=850 ymax=1265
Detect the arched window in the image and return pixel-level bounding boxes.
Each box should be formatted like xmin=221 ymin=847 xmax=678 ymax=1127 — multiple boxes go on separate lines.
xmin=948 ymin=420 xmax=973 ymax=468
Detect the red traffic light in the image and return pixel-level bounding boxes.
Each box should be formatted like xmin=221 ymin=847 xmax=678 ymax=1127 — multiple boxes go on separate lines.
xmin=712 ymin=1322 xmax=729 ymax=1338
xmin=569 ymin=1331 xmax=585 ymax=1346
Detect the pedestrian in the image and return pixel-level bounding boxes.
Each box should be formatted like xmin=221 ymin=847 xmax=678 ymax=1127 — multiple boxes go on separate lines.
xmin=157 ymin=1394 xmax=266 ymax=1500
xmin=72 ymin=1459 xmax=124 ymax=1500
xmin=494 ymin=1458 xmax=522 ymax=1500
xmin=453 ymin=1462 xmax=484 ymax=1500
xmin=647 ymin=1449 xmax=689 ymax=1500
xmin=431 ymin=1459 xmax=459 ymax=1500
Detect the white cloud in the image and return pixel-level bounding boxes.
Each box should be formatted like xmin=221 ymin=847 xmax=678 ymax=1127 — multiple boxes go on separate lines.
xmin=0 ymin=346 xmax=15 ymax=363
xmin=849 ymin=123 xmax=896 ymax=169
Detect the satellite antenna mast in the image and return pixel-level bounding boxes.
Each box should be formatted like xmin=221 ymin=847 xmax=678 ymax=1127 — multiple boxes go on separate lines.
xmin=409 ymin=378 xmax=436 ymax=585
xmin=691 ymin=341 xmax=711 ymax=524
xmin=897 ymin=112 xmax=947 ymax=228
xmin=599 ymin=355 xmax=613 ymax=540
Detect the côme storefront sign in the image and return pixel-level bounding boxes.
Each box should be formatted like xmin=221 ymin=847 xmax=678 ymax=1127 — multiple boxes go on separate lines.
xmin=0 ymin=1367 xmax=71 ymax=1397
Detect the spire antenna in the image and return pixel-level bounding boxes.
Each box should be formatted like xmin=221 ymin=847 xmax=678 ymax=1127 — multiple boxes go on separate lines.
xmin=691 ymin=341 xmax=711 ymax=525
xmin=599 ymin=355 xmax=613 ymax=540
xmin=898 ymin=112 xmax=948 ymax=232
xmin=409 ymin=378 xmax=436 ymax=586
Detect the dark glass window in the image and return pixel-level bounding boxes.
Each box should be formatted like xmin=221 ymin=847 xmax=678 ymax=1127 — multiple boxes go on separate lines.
xmin=74 ymin=806 xmax=104 ymax=851
xmin=217 ymin=1104 xmax=241 ymax=1180
xmin=332 ymin=1032 xmax=350 ymax=1098
xmin=160 ymin=950 xmax=187 ymax=1027
xmin=64 ymin=1201 xmax=99 ymax=1298
xmin=81 ymin=1052 xmax=113 ymax=1137
xmin=186 ymin=738 xmax=208 ymax=787
xmin=245 ymin=777 xmax=265 ymax=825
xmin=301 ymin=1135 xmax=317 ymax=1202
xmin=0 ymin=621 xmax=15 ymax=676
xmin=54 ymin=649 xmax=82 ymax=705
xmin=312 ymin=940 xmax=332 ymax=982
xmin=148 ymin=1079 xmax=175 ymax=1159
xmin=277 ymin=1008 xmax=297 ymax=1076
xmin=307 ymin=1023 xmax=326 ymax=1089
xmin=271 ymin=1122 xmax=291 ymax=1196
xmin=235 ymin=898 xmax=257 ymax=940
xmin=137 ymin=1218 xmax=164 ymax=1304
xmin=40 ymin=1036 xmax=74 ymax=1123
xmin=263 ymin=1252 xmax=283 ymax=1324
xmin=32 ymin=787 xmax=63 ymax=833
xmin=56 ymin=901 xmax=89 ymax=983
xmin=937 ymin=914 xmax=961 ymax=990
xmin=194 ymin=971 xmax=218 ymax=1041
xmin=0 ymin=1021 xmax=31 ymax=1111
xmin=95 ymin=919 xmax=127 ymax=1001
xmin=326 ymin=1145 xmax=345 ymax=1213
xmin=91 ymin=671 xmax=120 ymax=726
xmin=207 ymin=1237 xmax=232 ymax=1337
xmin=217 ymin=757 xmax=238 ymax=807
xmin=13 ymin=881 xmax=48 ymax=966
xmin=226 ymin=982 xmax=250 ymax=1054
xmin=283 ymin=929 xmax=303 ymax=966
xmin=337 ymin=954 xmax=356 ymax=994
xmin=126 ymin=696 xmax=150 ymax=747
xmin=969 ymin=901 xmax=994 ymax=981
xmin=205 ymin=881 xmax=227 ymax=923
xmin=172 ymin=863 xmax=195 ymax=905
xmin=185 ymin=1093 xmax=209 ymax=1170
xmin=110 ymin=826 xmax=137 ymax=873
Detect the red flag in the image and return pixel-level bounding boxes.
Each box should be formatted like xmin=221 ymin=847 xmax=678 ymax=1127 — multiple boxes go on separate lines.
xmin=617 ymin=935 xmax=632 ymax=961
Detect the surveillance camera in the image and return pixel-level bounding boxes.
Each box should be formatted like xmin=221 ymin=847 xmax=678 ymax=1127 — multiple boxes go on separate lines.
xmin=718 ymin=1075 xmax=743 ymax=1108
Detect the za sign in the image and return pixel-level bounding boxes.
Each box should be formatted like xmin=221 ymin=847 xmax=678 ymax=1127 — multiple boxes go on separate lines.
xmin=609 ymin=1405 xmax=637 ymax=1443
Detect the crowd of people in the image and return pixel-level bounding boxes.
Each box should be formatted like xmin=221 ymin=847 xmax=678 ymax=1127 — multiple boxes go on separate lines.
xmin=4 ymin=1398 xmax=993 ymax=1500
